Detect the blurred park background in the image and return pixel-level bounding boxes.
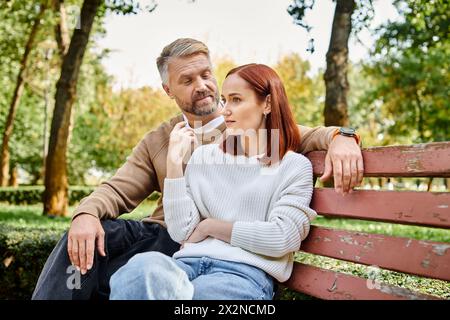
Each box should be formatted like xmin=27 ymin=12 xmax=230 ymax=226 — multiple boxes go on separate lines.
xmin=0 ymin=0 xmax=448 ymax=299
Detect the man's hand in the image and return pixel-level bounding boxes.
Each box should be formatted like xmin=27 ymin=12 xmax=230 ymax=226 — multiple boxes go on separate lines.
xmin=68 ymin=214 xmax=106 ymax=275
xmin=320 ymin=135 xmax=364 ymax=194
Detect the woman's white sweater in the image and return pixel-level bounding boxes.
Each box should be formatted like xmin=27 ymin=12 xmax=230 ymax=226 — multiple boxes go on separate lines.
xmin=163 ymin=144 xmax=317 ymax=282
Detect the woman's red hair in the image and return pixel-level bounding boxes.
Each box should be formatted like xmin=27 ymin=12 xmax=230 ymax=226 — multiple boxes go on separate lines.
xmin=221 ymin=63 xmax=301 ymax=163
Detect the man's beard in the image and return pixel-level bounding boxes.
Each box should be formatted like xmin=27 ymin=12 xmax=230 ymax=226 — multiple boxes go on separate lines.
xmin=176 ymin=91 xmax=220 ymax=116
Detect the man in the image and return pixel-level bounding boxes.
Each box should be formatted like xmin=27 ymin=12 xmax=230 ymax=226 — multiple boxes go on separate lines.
xmin=32 ymin=38 xmax=363 ymax=300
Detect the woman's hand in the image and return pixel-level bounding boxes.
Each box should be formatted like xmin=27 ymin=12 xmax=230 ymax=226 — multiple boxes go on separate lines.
xmin=166 ymin=121 xmax=197 ymax=178
xmin=182 ymin=218 xmax=234 ymax=248
xmin=184 ymin=219 xmax=210 ymax=245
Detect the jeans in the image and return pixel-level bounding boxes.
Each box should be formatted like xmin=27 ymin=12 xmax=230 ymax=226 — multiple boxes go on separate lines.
xmin=32 ymin=219 xmax=180 ymax=300
xmin=109 ymin=251 xmax=275 ymax=300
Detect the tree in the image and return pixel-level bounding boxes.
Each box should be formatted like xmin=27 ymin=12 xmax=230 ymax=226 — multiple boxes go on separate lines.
xmin=274 ymin=53 xmax=325 ymax=126
xmin=362 ymin=0 xmax=449 ymax=143
xmin=287 ymin=0 xmax=375 ymax=126
xmin=43 ymin=0 xmax=157 ymax=216
xmin=322 ymin=0 xmax=354 ymax=127
xmin=0 ymin=0 xmax=136 ymax=187
xmin=43 ymin=0 xmax=103 ymax=216
xmin=0 ymin=1 xmax=47 ymax=186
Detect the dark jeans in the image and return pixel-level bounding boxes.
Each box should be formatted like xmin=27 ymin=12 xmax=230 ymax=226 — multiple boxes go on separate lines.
xmin=31 ymin=219 xmax=180 ymax=300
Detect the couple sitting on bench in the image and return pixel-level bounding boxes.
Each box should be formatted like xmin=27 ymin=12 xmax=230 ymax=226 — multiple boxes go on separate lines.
xmin=32 ymin=38 xmax=363 ymax=300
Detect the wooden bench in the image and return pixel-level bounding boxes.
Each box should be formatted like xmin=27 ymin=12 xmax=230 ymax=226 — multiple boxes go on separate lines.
xmin=282 ymin=141 xmax=450 ymax=300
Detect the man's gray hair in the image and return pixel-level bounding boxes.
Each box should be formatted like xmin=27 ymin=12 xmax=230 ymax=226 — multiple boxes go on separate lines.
xmin=156 ymin=38 xmax=211 ymax=84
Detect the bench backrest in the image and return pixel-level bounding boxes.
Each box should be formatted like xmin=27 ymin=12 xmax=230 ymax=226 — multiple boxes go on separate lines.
xmin=284 ymin=141 xmax=450 ymax=300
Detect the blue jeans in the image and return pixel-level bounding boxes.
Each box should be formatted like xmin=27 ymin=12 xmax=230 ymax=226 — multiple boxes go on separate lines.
xmin=32 ymin=220 xmax=179 ymax=300
xmin=109 ymin=252 xmax=274 ymax=300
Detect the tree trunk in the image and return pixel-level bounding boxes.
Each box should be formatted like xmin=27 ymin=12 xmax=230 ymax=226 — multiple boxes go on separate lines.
xmin=378 ymin=177 xmax=384 ymax=189
xmin=414 ymin=88 xmax=425 ymax=142
xmin=426 ymin=177 xmax=433 ymax=192
xmin=43 ymin=0 xmax=102 ymax=216
xmin=40 ymin=0 xmax=70 ymax=183
xmin=323 ymin=0 xmax=355 ymax=126
xmin=8 ymin=165 xmax=18 ymax=187
xmin=0 ymin=3 xmax=47 ymax=186
xmin=53 ymin=0 xmax=70 ymax=57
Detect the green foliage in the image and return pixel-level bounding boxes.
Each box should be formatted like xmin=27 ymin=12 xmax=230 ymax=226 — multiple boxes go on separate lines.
xmin=360 ymin=0 xmax=450 ymax=144
xmin=0 ymin=202 xmax=154 ymax=299
xmin=276 ymin=286 xmax=318 ymax=300
xmin=364 ymin=46 xmax=449 ymax=143
xmin=374 ymin=0 xmax=449 ymax=54
xmin=0 ymin=0 xmax=117 ymax=185
xmin=80 ymin=86 xmax=179 ymax=174
xmin=0 ymin=186 xmax=94 ymax=205
xmin=274 ymin=53 xmax=325 ymax=126
xmin=0 ymin=224 xmax=64 ymax=299
xmin=0 ymin=1 xmax=50 ymax=182
xmin=100 ymin=0 xmax=158 ymax=16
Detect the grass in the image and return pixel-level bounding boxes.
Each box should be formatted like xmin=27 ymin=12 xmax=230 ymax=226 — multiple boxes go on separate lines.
xmin=1 ymin=202 xmax=449 ymax=300
xmin=0 ymin=201 xmax=156 ymax=231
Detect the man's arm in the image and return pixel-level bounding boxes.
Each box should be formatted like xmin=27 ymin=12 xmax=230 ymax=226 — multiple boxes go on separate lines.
xmin=297 ymin=124 xmax=364 ymax=194
xmin=71 ymin=134 xmax=159 ymax=221
xmin=68 ymin=133 xmax=159 ymax=275
xmin=297 ymin=124 xmax=339 ymax=154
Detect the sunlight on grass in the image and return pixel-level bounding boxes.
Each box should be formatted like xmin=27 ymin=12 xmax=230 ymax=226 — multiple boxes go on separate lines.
xmin=0 ymin=201 xmax=157 ymax=231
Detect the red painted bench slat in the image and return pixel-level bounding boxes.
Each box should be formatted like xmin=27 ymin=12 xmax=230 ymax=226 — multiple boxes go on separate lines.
xmin=300 ymin=226 xmax=450 ymax=281
xmin=285 ymin=142 xmax=450 ymax=300
xmin=307 ymin=141 xmax=450 ymax=177
xmin=311 ymin=188 xmax=450 ymax=229
xmin=283 ymin=262 xmax=439 ymax=300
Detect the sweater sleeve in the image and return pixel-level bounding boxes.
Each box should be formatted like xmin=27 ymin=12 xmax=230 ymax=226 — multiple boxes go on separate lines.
xmin=72 ymin=133 xmax=158 ymax=221
xmin=163 ymin=177 xmax=201 ymax=243
xmin=297 ymin=124 xmax=339 ymax=154
xmin=230 ymin=157 xmax=317 ymax=258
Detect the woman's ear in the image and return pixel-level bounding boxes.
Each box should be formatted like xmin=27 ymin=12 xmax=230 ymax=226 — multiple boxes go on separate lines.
xmin=265 ymin=94 xmax=272 ymax=114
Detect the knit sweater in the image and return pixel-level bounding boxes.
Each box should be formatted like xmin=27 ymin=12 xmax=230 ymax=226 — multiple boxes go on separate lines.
xmin=163 ymin=143 xmax=317 ymax=282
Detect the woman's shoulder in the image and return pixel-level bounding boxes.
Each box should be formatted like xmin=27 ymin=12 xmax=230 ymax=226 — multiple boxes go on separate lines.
xmin=282 ymin=150 xmax=312 ymax=166
xmin=278 ymin=151 xmax=313 ymax=175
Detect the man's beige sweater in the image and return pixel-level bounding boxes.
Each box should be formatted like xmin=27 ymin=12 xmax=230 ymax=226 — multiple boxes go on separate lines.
xmin=72 ymin=114 xmax=337 ymax=227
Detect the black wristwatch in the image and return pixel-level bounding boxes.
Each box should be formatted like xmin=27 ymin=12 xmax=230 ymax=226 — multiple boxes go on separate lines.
xmin=339 ymin=127 xmax=357 ymax=137
xmin=333 ymin=127 xmax=361 ymax=146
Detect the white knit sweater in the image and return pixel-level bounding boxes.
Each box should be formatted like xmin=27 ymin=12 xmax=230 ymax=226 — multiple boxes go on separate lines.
xmin=163 ymin=143 xmax=317 ymax=282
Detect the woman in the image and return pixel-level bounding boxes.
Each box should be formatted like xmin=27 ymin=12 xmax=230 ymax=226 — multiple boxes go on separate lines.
xmin=109 ymin=64 xmax=317 ymax=300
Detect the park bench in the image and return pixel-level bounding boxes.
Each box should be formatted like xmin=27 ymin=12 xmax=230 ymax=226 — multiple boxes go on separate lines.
xmin=282 ymin=141 xmax=450 ymax=300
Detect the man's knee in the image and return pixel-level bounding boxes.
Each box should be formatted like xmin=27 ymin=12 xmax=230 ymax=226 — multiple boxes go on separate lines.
xmin=113 ymin=251 xmax=174 ymax=280
xmin=110 ymin=252 xmax=193 ymax=300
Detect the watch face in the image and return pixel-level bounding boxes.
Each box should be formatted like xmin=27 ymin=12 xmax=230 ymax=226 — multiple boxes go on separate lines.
xmin=340 ymin=127 xmax=356 ymax=135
